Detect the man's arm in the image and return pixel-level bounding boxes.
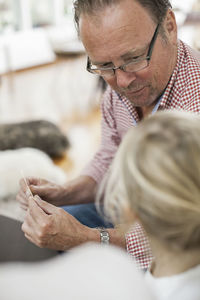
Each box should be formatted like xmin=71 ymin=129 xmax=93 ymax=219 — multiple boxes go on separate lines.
xmin=61 ymin=175 xmax=97 ymax=206
xmin=80 ymin=86 xmax=121 ymax=184
xmin=21 ymin=196 xmax=126 ymax=250
xmin=17 ymin=175 xmax=97 ymax=210
xmin=22 ymin=195 xmax=153 ymax=271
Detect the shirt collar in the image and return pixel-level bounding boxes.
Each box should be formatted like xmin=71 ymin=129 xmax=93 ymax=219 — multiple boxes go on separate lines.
xmin=159 ymin=40 xmax=183 ymax=108
xmin=117 ymin=40 xmax=183 ymax=120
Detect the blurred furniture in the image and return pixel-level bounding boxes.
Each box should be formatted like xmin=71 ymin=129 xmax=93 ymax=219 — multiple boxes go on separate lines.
xmin=0 ymin=120 xmax=69 ymax=158
xmin=0 ymin=215 xmax=58 ymax=262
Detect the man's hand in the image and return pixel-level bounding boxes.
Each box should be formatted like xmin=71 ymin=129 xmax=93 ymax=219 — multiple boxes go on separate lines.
xmin=22 ymin=196 xmax=98 ymax=250
xmin=17 ymin=175 xmax=97 ymax=211
xmin=17 ymin=177 xmax=66 ymax=210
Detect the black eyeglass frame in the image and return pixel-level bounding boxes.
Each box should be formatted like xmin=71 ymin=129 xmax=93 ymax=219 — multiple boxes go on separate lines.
xmin=87 ymin=23 xmax=160 ymax=76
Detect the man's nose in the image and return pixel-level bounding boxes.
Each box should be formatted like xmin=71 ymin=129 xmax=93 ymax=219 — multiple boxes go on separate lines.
xmin=115 ymin=69 xmax=136 ymax=89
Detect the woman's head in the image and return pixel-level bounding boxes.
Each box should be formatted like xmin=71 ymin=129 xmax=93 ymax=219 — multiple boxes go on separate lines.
xmin=103 ymin=111 xmax=200 ymax=250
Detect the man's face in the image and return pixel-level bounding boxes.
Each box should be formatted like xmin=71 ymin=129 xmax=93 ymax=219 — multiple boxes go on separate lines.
xmin=80 ymin=0 xmax=178 ymax=108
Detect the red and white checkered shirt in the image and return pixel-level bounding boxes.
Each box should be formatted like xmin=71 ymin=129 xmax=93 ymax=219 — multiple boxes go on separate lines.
xmin=82 ymin=40 xmax=200 ymax=269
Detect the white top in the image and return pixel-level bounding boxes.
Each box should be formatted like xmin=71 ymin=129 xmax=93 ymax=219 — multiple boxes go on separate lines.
xmin=145 ymin=264 xmax=200 ymax=300
xmin=0 ymin=243 xmax=153 ymax=300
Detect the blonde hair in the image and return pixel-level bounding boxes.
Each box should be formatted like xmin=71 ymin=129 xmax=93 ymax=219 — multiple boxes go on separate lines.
xmin=103 ymin=111 xmax=200 ymax=250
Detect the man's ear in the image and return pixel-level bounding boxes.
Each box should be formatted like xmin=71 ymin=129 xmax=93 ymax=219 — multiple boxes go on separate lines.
xmin=164 ymin=9 xmax=177 ymax=45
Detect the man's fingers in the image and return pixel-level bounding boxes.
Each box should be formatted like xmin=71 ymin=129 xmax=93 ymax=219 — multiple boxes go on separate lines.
xmin=19 ymin=177 xmax=44 ymax=193
xmin=22 ymin=197 xmax=57 ymax=248
xmin=24 ymin=232 xmax=36 ymax=245
xmin=18 ymin=180 xmax=33 ymax=199
xmin=16 ymin=191 xmax=27 ymax=205
xmin=21 ymin=210 xmax=35 ymax=237
xmin=22 ymin=221 xmax=39 ymax=247
xmin=16 ymin=188 xmax=31 ymax=210
xmin=25 ymin=177 xmax=43 ymax=186
xmin=19 ymin=178 xmax=27 ymax=191
xmin=16 ymin=190 xmax=25 ymax=202
xmin=20 ymin=205 xmax=28 ymax=211
xmin=22 ymin=200 xmax=49 ymax=244
xmin=29 ymin=184 xmax=45 ymax=196
xmin=27 ymin=196 xmax=50 ymax=224
xmin=19 ymin=202 xmax=28 ymax=211
xmin=33 ymin=196 xmax=56 ymax=215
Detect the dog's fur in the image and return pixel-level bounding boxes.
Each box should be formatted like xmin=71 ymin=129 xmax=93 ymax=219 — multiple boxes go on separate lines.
xmin=0 ymin=147 xmax=67 ymax=221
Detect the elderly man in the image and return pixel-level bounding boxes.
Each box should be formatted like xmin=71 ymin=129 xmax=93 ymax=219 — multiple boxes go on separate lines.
xmin=17 ymin=0 xmax=200 ymax=269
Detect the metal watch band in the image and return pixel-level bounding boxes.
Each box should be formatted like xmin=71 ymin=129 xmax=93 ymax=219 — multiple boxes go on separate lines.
xmin=97 ymin=228 xmax=110 ymax=245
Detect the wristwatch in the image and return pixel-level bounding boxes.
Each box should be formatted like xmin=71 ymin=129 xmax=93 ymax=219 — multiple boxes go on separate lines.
xmin=97 ymin=228 xmax=110 ymax=245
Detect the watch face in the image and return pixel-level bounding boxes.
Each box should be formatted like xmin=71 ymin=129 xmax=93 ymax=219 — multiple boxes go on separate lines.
xmin=100 ymin=230 xmax=109 ymax=244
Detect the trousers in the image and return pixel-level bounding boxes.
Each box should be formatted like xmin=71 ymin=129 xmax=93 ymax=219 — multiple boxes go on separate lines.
xmin=61 ymin=203 xmax=113 ymax=228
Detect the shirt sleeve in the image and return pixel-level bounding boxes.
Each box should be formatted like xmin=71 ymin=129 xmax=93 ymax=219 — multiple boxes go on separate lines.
xmin=81 ymin=86 xmax=121 ymax=183
xmin=126 ymin=223 xmax=153 ymax=270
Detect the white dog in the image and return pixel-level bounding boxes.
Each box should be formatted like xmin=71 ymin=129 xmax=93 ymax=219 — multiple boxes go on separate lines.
xmin=0 ymin=147 xmax=67 ymax=221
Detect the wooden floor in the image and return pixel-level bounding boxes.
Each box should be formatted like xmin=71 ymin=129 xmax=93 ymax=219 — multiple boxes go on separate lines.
xmin=0 ymin=54 xmax=103 ymax=180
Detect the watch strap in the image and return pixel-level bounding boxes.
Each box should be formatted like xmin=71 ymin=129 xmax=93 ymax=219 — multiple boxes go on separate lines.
xmin=97 ymin=227 xmax=110 ymax=245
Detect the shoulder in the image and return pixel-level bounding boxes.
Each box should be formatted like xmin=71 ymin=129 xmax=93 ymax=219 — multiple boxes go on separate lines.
xmin=145 ymin=264 xmax=200 ymax=300
xmin=176 ymin=41 xmax=200 ymax=110
xmin=179 ymin=40 xmax=200 ymax=63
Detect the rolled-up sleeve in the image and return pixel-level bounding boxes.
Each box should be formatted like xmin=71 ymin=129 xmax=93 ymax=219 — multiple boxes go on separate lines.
xmin=81 ymin=86 xmax=121 ymax=183
xmin=126 ymin=223 xmax=153 ymax=270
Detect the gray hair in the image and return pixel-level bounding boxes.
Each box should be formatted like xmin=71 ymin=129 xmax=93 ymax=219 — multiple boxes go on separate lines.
xmin=103 ymin=111 xmax=200 ymax=251
xmin=73 ymin=0 xmax=172 ymax=31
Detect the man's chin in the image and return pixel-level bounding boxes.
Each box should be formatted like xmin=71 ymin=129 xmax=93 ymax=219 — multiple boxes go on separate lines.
xmin=126 ymin=95 xmax=151 ymax=107
xmin=122 ymin=87 xmax=147 ymax=103
xmin=124 ymin=88 xmax=156 ymax=107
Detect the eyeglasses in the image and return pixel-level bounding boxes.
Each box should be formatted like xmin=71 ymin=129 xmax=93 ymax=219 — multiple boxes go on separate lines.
xmin=87 ymin=23 xmax=160 ymax=78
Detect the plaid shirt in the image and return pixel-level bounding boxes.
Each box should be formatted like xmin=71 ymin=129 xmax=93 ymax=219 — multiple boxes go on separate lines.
xmin=82 ymin=40 xmax=200 ymax=269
